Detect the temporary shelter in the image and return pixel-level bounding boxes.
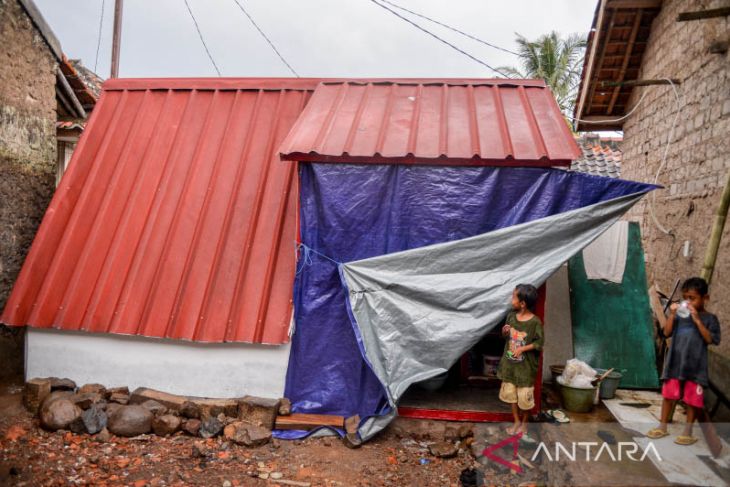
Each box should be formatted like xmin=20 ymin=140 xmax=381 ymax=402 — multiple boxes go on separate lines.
xmin=2 ymin=78 xmax=656 ymax=439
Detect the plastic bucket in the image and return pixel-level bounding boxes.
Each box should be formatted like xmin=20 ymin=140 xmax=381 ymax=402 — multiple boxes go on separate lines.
xmin=550 ymin=365 xmax=565 ymax=383
xmin=483 ymin=355 xmax=501 ymax=377
xmin=596 ymin=370 xmax=622 ymax=399
xmin=559 ymin=384 xmax=596 ymax=413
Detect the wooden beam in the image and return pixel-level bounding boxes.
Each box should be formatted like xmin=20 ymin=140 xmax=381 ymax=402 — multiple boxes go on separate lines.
xmin=274 ymin=413 xmax=345 ymax=430
xmin=606 ymin=0 xmax=661 ymax=8
xmin=600 ymin=78 xmax=681 ymax=87
xmin=575 ymin=0 xmax=608 ymax=125
xmin=607 ymin=10 xmax=643 ymax=114
xmin=586 ymin=7 xmax=617 ymax=113
xmin=677 ymin=7 xmax=730 ymax=22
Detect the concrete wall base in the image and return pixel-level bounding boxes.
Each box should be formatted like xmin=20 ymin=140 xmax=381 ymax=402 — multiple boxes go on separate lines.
xmin=26 ymin=328 xmax=291 ymax=399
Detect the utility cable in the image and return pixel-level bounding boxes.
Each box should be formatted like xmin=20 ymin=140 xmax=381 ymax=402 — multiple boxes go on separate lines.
xmin=183 ymin=0 xmax=222 ymax=76
xmin=379 ymin=0 xmax=520 ymax=57
xmin=368 ymin=0 xmax=508 ymax=77
xmin=231 ymin=0 xmax=299 ymax=77
xmin=94 ymin=0 xmax=105 ymax=73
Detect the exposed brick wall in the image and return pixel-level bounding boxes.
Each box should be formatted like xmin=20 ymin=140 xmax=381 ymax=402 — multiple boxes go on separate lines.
xmin=620 ymin=0 xmax=729 ymax=361
xmin=0 ymin=0 xmax=58 ymax=380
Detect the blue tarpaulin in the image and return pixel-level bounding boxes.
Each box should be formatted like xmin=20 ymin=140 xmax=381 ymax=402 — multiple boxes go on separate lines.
xmin=282 ymin=163 xmax=656 ymax=437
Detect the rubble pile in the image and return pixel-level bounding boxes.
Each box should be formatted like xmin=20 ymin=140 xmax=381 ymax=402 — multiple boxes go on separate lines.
xmin=26 ymin=377 xmax=285 ymax=446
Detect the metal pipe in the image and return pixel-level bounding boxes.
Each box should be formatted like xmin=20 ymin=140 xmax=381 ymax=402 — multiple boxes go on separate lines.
xmin=701 ymin=171 xmax=730 ymax=284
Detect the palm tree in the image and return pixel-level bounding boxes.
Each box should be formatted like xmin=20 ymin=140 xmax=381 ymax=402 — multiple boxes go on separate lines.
xmin=500 ymin=32 xmax=587 ymax=115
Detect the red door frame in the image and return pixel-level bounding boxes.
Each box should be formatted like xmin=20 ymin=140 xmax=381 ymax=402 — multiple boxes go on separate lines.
xmin=398 ymin=285 xmax=546 ymax=422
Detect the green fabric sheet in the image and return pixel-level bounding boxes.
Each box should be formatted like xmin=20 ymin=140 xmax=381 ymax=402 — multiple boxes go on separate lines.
xmin=568 ymin=222 xmax=659 ymax=388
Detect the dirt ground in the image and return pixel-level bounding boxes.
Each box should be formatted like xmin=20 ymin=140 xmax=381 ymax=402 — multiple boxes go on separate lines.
xmin=0 ymin=380 xmax=548 ymax=487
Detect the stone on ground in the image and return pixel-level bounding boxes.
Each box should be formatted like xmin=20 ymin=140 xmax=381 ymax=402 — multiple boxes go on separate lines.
xmin=78 ymin=383 xmax=107 ymax=396
xmin=24 ymin=378 xmax=51 ymax=414
xmin=278 ymin=398 xmax=292 ymax=416
xmin=182 ymin=419 xmax=201 ymax=436
xmin=223 ymin=421 xmax=271 ymax=447
xmin=73 ymin=392 xmax=104 ymax=410
xmin=140 ymin=399 xmax=167 ymax=416
xmin=199 ymin=417 xmax=223 ymax=438
xmin=129 ymin=387 xmax=186 ymax=411
xmin=107 ymin=405 xmax=153 ymax=437
xmin=40 ymin=397 xmax=82 ymax=431
xmin=180 ymin=401 xmax=200 ymax=419
xmin=109 ymin=392 xmax=130 ymax=405
xmin=429 ymin=441 xmax=458 ymax=458
xmin=237 ymin=396 xmax=280 ymax=429
xmin=152 ymin=414 xmax=182 ymax=436
xmin=48 ymin=377 xmax=76 ymax=391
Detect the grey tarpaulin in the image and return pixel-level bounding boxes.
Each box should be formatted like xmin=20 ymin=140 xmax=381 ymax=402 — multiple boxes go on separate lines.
xmin=341 ymin=191 xmax=650 ymax=439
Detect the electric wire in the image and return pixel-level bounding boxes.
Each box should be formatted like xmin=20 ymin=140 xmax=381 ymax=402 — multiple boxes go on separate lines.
xmin=183 ymin=0 xmax=222 ymax=76
xmin=368 ymin=0 xmax=508 ymax=77
xmin=94 ymin=0 xmax=105 ymax=73
xmin=231 ymin=0 xmax=299 ymax=77
xmin=379 ymin=0 xmax=520 ymax=57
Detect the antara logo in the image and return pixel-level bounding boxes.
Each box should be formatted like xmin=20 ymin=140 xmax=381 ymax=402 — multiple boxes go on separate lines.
xmin=482 ymin=434 xmax=662 ymax=474
xmin=531 ymin=441 xmax=662 ymax=463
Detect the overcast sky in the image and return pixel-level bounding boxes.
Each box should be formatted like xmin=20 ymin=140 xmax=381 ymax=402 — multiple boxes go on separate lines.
xmin=35 ymin=0 xmax=597 ymax=79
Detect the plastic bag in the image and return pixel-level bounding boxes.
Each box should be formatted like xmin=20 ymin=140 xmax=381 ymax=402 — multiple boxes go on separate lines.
xmin=557 ymin=358 xmax=597 ymax=389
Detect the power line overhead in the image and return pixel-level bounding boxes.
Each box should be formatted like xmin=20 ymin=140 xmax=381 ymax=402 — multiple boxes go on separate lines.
xmin=231 ymin=0 xmax=299 ymax=77
xmin=184 ymin=0 xmax=222 ymax=76
xmin=368 ymin=0 xmax=507 ymax=78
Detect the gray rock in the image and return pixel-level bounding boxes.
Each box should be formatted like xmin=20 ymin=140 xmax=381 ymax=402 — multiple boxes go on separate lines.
xmin=152 ymin=414 xmax=182 ymax=436
xmin=81 ymin=405 xmax=108 ymax=434
xmin=182 ymin=419 xmax=201 ymax=436
xmin=140 ymin=400 xmax=167 ymax=416
xmin=237 ymin=396 xmax=280 ymax=429
xmin=40 ymin=398 xmax=82 ymax=431
xmin=199 ymin=417 xmax=223 ymax=438
xmin=180 ymin=401 xmax=201 ymax=419
xmin=107 ymin=405 xmax=153 ymax=437
xmin=223 ymin=421 xmax=271 ymax=447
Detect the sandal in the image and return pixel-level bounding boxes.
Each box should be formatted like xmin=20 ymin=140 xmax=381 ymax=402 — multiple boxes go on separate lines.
xmin=547 ymin=409 xmax=570 ymax=423
xmin=519 ymin=432 xmax=537 ymax=445
xmin=646 ymin=428 xmax=670 ymax=439
xmin=674 ymin=435 xmax=698 ymax=445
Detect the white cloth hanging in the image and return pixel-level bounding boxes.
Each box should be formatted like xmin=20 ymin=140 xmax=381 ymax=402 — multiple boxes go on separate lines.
xmin=582 ymin=220 xmax=629 ymax=283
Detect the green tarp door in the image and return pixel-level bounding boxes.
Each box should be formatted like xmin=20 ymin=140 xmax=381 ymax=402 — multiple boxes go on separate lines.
xmin=568 ymin=222 xmax=659 ymax=388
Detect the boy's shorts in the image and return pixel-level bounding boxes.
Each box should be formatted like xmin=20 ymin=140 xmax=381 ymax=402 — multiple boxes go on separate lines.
xmin=499 ymin=382 xmax=535 ymax=410
xmin=662 ymin=378 xmax=704 ymax=408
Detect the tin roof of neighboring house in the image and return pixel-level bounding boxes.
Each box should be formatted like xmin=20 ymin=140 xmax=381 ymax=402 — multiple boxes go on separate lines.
xmin=573 ymin=0 xmax=663 ymax=130
xmin=2 ymin=76 xmax=579 ymax=344
xmin=570 ymin=133 xmax=622 ymax=178
xmin=279 ymin=80 xmax=581 ymax=166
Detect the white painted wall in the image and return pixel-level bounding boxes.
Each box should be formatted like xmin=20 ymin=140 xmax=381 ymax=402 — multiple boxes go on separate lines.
xmin=26 ymin=328 xmax=291 ymax=398
xmin=543 ymin=264 xmax=574 ymax=382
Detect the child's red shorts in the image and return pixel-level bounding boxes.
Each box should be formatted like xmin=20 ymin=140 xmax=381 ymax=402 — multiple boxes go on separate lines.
xmin=662 ymin=378 xmax=704 ymax=408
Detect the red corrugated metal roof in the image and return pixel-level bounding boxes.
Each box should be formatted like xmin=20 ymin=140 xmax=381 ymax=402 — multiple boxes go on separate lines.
xmin=3 ymin=77 xmax=580 ymax=344
xmin=1 ymin=80 xmax=311 ymax=344
xmin=279 ymin=81 xmax=581 ymax=166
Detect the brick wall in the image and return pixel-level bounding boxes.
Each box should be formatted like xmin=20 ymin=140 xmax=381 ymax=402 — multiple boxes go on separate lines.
xmin=620 ymin=1 xmax=729 ymax=359
xmin=0 ymin=0 xmax=58 ymax=380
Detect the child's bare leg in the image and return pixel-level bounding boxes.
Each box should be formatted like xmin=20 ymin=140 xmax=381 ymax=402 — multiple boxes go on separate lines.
xmin=519 ymin=409 xmax=529 ymax=434
xmin=683 ymin=405 xmax=696 ymax=437
xmin=507 ymin=403 xmax=520 ymax=434
xmin=658 ymin=398 xmax=675 ymax=432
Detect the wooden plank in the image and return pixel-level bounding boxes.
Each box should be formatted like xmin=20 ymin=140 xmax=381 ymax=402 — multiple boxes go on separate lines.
xmin=607 ymin=10 xmax=643 ymax=114
xmin=677 ymin=7 xmax=730 ymax=22
xmin=274 ymin=413 xmax=345 ymax=430
xmin=575 ymin=0 xmax=608 ymax=125
xmin=601 ymin=78 xmax=681 ymax=87
xmin=586 ymin=8 xmax=617 ymax=114
xmin=606 ymin=0 xmax=661 ymax=8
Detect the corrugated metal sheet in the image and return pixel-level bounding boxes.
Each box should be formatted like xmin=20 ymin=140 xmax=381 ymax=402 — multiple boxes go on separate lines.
xmin=279 ymin=81 xmax=581 ymax=166
xmin=1 ymin=80 xmax=311 ymax=344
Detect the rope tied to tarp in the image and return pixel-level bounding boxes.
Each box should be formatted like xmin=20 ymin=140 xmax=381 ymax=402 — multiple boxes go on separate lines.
xmin=295 ymin=242 xmax=342 ymax=274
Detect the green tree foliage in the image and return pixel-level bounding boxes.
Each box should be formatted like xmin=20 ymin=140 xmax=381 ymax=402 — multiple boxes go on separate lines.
xmin=500 ymin=31 xmax=587 ymax=115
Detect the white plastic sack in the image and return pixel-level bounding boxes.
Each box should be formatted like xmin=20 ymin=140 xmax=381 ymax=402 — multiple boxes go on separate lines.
xmin=557 ymin=358 xmax=597 ymax=389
